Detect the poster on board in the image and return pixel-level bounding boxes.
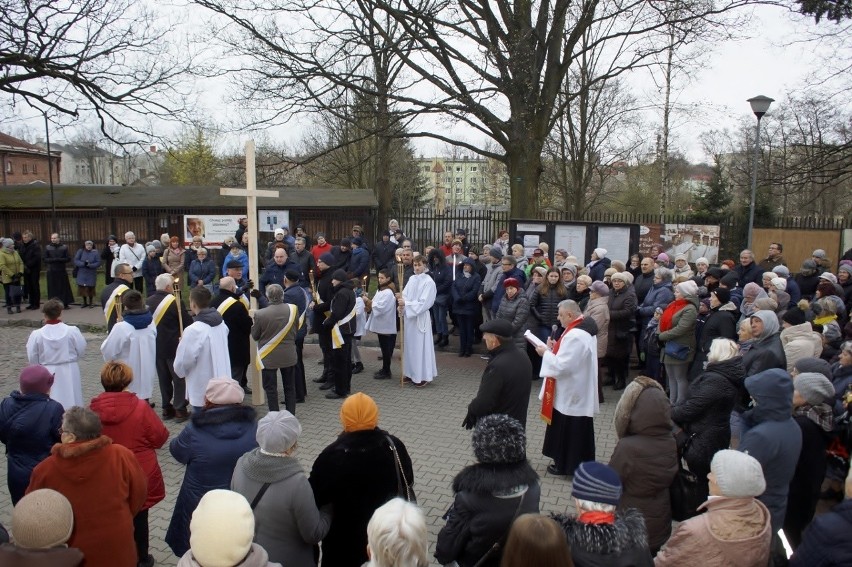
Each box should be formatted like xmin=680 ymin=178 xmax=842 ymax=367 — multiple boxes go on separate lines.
xmin=516 ymin=223 xmax=547 ymax=258
xmin=597 ymin=226 xmax=631 ymax=264
xmin=258 ymin=210 xmax=290 ymax=233
xmin=554 ymin=225 xmax=587 ymax=265
xmin=184 ymin=215 xmax=243 ymax=247
xmin=662 ymin=224 xmax=720 ymax=264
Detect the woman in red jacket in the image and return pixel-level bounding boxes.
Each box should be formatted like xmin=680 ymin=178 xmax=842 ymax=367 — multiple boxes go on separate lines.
xmin=90 ymin=361 xmax=169 ymax=567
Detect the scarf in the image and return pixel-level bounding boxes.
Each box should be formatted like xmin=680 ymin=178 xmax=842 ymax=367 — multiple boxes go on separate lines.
xmin=578 ymin=511 xmax=615 ymax=525
xmin=794 ymin=403 xmax=834 ymax=432
xmin=660 ymin=298 xmax=689 ymax=332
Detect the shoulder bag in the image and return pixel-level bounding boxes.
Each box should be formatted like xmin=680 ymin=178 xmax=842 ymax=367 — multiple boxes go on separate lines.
xmin=669 ymin=433 xmax=707 ymax=521
xmin=664 ymin=340 xmax=690 ymax=361
xmin=471 ymin=491 xmax=526 ymax=567
xmin=386 ymin=435 xmax=416 ymax=504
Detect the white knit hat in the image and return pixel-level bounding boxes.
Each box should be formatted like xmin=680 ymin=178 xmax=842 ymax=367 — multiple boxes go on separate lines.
xmin=770 ymin=277 xmax=787 ymax=291
xmin=190 ymin=490 xmax=255 ymax=567
xmin=12 ymin=489 xmax=74 ymax=549
xmin=711 ymin=450 xmax=766 ymax=498
xmin=677 ymin=280 xmax=699 ymax=297
xmin=695 ymin=257 xmax=709 ymax=266
xmin=593 ymin=247 xmax=607 ymax=259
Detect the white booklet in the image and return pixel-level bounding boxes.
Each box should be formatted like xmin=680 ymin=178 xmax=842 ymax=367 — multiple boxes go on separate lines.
xmin=524 ymin=329 xmax=546 ymax=349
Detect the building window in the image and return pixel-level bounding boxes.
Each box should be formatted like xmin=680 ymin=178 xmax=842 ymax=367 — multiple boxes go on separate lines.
xmin=470 ymin=177 xmax=477 ymax=183
xmin=455 ymin=177 xmax=462 ymax=183
xmin=423 ymin=166 xmax=430 ymax=172
xmin=455 ymin=166 xmax=462 ymax=172
xmin=138 ymin=168 xmax=147 ymax=178
xmin=446 ymin=176 xmax=451 ymax=182
xmin=32 ymin=164 xmax=37 ymax=174
xmin=22 ymin=164 xmax=28 ymax=174
xmin=471 ymin=166 xmax=477 ymax=171
xmin=456 ymin=186 xmax=462 ymax=193
xmin=5 ymin=161 xmax=12 ymax=174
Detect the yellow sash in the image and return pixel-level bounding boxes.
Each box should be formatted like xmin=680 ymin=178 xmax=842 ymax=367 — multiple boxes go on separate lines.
xmin=103 ymin=284 xmax=126 ymax=322
xmin=332 ymin=308 xmax=357 ymax=349
xmin=152 ymin=294 xmax=176 ymax=327
xmin=217 ymin=295 xmax=250 ymax=316
xmin=255 ymin=304 xmax=298 ymax=370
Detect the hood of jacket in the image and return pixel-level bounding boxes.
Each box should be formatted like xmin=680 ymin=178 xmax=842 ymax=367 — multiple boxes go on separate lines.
xmin=122 ymin=309 xmax=153 ymax=330
xmin=90 ymin=391 xmax=141 ymax=425
xmin=427 ymin=248 xmax=446 ymax=267
xmin=190 ymin=404 xmax=257 ymax=439
xmin=332 ymin=279 xmax=355 ymax=293
xmin=751 ymin=310 xmax=780 ymax=343
xmin=781 ymin=322 xmax=820 ymax=344
xmin=452 ymin=461 xmax=539 ymax=495
xmin=614 ymin=376 xmax=672 ymax=438
xmin=744 ymin=368 xmax=794 ymax=423
xmin=705 ymin=356 xmax=746 ymax=388
xmin=554 ymin=507 xmax=648 ymax=556
xmin=719 ymin=301 xmax=738 ymax=312
xmin=193 ymin=307 xmax=224 ymax=327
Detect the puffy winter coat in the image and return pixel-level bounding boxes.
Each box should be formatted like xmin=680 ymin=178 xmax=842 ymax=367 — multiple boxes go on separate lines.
xmin=638 ymin=282 xmax=673 ymax=323
xmin=435 ymin=461 xmax=541 ymax=567
xmin=496 ymin=293 xmax=530 ymax=350
xmin=188 ymin=257 xmax=216 ymax=287
xmin=555 ymin=507 xmax=653 ymax=567
xmin=0 ymin=391 xmax=63 ymax=504
xmin=588 ymin=257 xmax=612 ymax=282
xmin=452 ymin=269 xmax=481 ymax=316
xmin=607 ymin=285 xmax=637 ymax=358
xmin=781 ymin=322 xmax=823 ymax=373
xmin=166 ymin=405 xmax=258 ymax=557
xmin=609 ymin=377 xmax=678 ymax=551
xmin=90 ymin=391 xmax=169 ymax=510
xmin=73 ymin=248 xmax=101 ymax=287
xmin=672 ymin=357 xmax=742 ymax=478
xmin=530 ymin=287 xmax=565 ymax=331
xmin=585 ymin=295 xmax=610 ymax=359
xmin=658 ymin=295 xmax=699 ymax=365
xmin=691 ymin=303 xmax=738 ymax=378
xmin=790 ymin=499 xmax=852 ymax=567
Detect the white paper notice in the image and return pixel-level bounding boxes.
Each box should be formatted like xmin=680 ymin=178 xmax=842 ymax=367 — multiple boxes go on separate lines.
xmin=597 ymin=226 xmax=631 ymax=263
xmin=554 ymin=225 xmax=587 ymax=264
xmin=524 ymin=329 xmax=546 ymax=348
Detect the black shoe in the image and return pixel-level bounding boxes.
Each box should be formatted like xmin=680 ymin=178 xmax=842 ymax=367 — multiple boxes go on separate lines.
xmin=352 ymin=362 xmax=364 ymax=374
xmin=458 ymin=350 xmax=465 ymax=357
xmin=242 ymin=385 xmax=252 ymax=395
xmin=373 ymin=370 xmax=392 ymax=380
xmin=312 ymin=377 xmax=326 ymax=384
xmin=138 ymin=554 xmax=155 ymax=567
xmin=325 ymin=390 xmax=346 ymax=399
xmin=6 ymin=308 xmax=11 ymax=315
xmin=319 ymin=382 xmax=335 ymax=390
xmin=439 ymin=335 xmax=450 ymax=347
xmin=613 ymin=380 xmax=626 ymax=391
xmin=296 ymin=397 xmax=306 ymax=403
xmin=463 ymin=350 xmax=471 ymax=358
xmin=15 ymin=306 xmax=21 ymax=313
xmin=26 ymin=305 xmax=38 ymax=310
xmin=547 ymin=464 xmax=568 ymax=476
xmin=434 ymin=335 xmax=442 ymax=345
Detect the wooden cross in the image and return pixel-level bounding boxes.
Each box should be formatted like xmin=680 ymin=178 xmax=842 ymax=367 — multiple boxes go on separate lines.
xmin=220 ymin=140 xmax=279 ymax=406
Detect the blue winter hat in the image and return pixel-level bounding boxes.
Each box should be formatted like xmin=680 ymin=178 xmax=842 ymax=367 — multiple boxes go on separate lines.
xmin=318 ymin=252 xmax=335 ymax=266
xmin=571 ymin=461 xmax=622 ymax=506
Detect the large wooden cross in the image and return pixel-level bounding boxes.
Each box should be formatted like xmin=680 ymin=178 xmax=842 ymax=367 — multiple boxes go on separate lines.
xmin=220 ymin=140 xmax=279 ymax=406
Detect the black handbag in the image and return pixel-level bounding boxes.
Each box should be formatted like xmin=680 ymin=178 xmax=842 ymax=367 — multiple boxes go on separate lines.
xmin=386 ymin=435 xmax=416 ymax=504
xmin=471 ymin=492 xmax=526 ymax=567
xmin=664 ymin=341 xmax=690 ymax=361
xmin=669 ymin=434 xmax=708 ymax=521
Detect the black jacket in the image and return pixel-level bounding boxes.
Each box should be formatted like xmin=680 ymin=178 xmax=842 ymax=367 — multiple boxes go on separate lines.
xmin=43 ymin=243 xmax=70 ymax=272
xmin=146 ymin=290 xmax=192 ymax=359
xmin=555 ymin=507 xmax=653 ymax=567
xmin=435 ymin=462 xmax=540 ymax=567
xmin=99 ymin=280 xmax=130 ymax=332
xmin=372 ymin=239 xmax=398 ymax=272
xmin=785 ymin=409 xmax=833 ymax=548
xmin=291 ymin=248 xmax=315 ymax=288
xmin=309 ymin=428 xmax=412 ymax=567
xmin=210 ymin=288 xmax=253 ymax=366
xmin=19 ymin=240 xmax=41 ymax=273
xmin=690 ymin=303 xmax=738 ymax=377
xmin=790 ymin=499 xmax=852 ymax=566
xmin=465 ymin=342 xmax=532 ymax=428
xmin=530 ymin=288 xmax=565 ymax=329
xmin=672 ymin=357 xmax=742 ymax=477
xmin=317 ymin=280 xmax=356 ymax=336
xmin=633 ymin=271 xmax=654 ymax=304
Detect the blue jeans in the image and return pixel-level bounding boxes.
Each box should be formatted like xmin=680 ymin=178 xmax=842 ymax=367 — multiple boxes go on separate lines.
xmin=432 ymin=297 xmax=449 ymax=335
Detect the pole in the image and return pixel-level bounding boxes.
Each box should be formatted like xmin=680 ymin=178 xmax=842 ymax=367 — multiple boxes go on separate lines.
xmin=44 ymin=112 xmax=56 ymax=233
xmin=747 ymin=115 xmax=763 ymax=250
xmin=397 ymin=261 xmax=405 ymax=387
xmin=173 ymin=277 xmax=184 ymax=337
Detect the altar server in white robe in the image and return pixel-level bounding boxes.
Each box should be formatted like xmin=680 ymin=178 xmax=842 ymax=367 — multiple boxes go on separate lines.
xmin=535 ymin=299 xmax=599 ymax=477
xmin=26 ymin=298 xmax=86 ymax=409
xmin=364 ymin=268 xmax=398 ymax=380
xmin=100 ymin=289 xmax=157 ymax=401
xmin=397 ymin=254 xmax=437 ymax=387
xmin=174 ymin=286 xmax=231 ymax=411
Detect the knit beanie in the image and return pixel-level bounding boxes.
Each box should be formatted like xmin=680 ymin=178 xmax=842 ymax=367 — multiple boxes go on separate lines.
xmin=205 ymin=378 xmax=244 ymax=405
xmin=560 ymin=263 xmax=577 ymax=276
xmin=794 ymin=372 xmax=835 ymax=406
xmin=677 ymin=280 xmax=699 ymax=297
xmin=794 ymin=357 xmax=833 ymax=380
xmin=571 ymin=461 xmax=622 ymax=506
xmin=190 ymin=490 xmax=254 ymax=567
xmin=18 ymin=365 xmax=54 ymax=395
xmin=604 ymin=267 xmax=618 ymax=278
xmin=489 ymin=247 xmax=503 ymax=260
xmin=707 ymin=267 xmax=724 ymax=280
xmin=340 ymin=238 xmax=352 ymax=248
xmin=802 ymin=259 xmax=817 ymax=271
xmin=695 ymin=257 xmax=709 ymax=266
xmin=590 ymin=281 xmax=610 ymax=296
xmin=675 ymin=253 xmax=688 ymax=263
xmin=656 ymin=252 xmax=670 ymax=263
xmin=318 ymin=252 xmax=335 ymax=266
xmin=471 ymin=414 xmax=526 ymax=464
xmin=772 ymin=265 xmax=790 ymax=277
xmin=12 ymin=489 xmax=74 ymax=549
xmin=771 ymin=277 xmax=787 ymax=291
xmin=145 ymin=245 xmax=156 ymax=254
xmin=593 ymin=248 xmax=607 ymax=259
xmin=782 ymin=307 xmax=806 ymax=327
xmin=533 ymin=266 xmax=548 ymax=278
xmin=256 ymin=411 xmax=301 ymax=454
xmin=839 ymin=264 xmax=852 ymax=277
xmin=611 ymin=272 xmax=631 ymax=284
xmin=820 ymin=272 xmax=838 ymax=284
xmin=284 ymin=269 xmax=300 ymax=283
xmin=753 ymin=297 xmax=778 ymax=312
xmin=711 ymin=287 xmax=730 ymax=305
xmin=332 ymin=269 xmax=348 ymax=282
xmin=812 ymin=249 xmax=826 ymax=259
xmin=340 ymin=392 xmax=379 ymax=432
xmin=720 ymin=272 xmax=740 ymax=288
xmin=710 ymin=450 xmax=766 ymax=498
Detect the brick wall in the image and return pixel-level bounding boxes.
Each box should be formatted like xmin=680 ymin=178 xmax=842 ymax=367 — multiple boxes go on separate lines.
xmin=1 ymin=154 xmax=60 ymax=185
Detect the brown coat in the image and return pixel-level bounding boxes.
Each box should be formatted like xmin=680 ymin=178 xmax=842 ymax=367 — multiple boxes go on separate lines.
xmin=162 ymin=246 xmax=186 ymax=277
xmin=251 ymin=303 xmax=298 ymax=369
xmin=654 ymin=496 xmax=772 ymax=567
xmin=585 ymin=295 xmax=610 ymax=359
xmin=27 ymin=436 xmax=147 ymax=567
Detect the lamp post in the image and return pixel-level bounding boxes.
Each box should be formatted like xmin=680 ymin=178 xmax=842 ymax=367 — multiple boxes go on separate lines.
xmin=746 ymin=95 xmax=774 ymax=250
xmin=43 ymin=111 xmax=57 ymax=233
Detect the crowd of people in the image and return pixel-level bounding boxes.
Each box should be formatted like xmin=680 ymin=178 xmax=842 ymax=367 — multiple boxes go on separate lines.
xmin=3 ymin=221 xmax=852 ymax=566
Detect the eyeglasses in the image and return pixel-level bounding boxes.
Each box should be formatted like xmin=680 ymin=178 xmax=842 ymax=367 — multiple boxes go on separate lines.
xmin=501 ymin=262 xmax=512 ymax=266
xmin=119 ymin=271 xmax=133 ymax=276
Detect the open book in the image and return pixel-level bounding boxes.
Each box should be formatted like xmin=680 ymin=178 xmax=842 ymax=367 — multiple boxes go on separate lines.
xmin=524 ymin=329 xmax=546 ymax=349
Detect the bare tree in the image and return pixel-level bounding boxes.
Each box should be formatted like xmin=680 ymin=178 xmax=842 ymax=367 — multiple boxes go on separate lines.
xmin=1 ymin=0 xmax=191 ymax=134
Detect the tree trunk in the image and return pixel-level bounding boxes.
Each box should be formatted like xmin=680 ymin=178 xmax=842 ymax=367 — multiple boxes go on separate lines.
xmin=659 ymin=36 xmax=674 ymax=222
xmin=507 ymin=144 xmax=544 ymax=218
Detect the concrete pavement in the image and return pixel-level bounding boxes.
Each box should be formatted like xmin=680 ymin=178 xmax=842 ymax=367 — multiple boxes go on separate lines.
xmin=0 ymin=311 xmax=626 ymax=566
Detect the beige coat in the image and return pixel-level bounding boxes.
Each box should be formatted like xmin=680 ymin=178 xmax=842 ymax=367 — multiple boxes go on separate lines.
xmin=654 ymin=496 xmax=771 ymax=567
xmin=585 ymin=295 xmax=610 ymax=359
xmin=162 ymin=247 xmax=186 ymax=277
xmin=780 ymin=322 xmax=823 ymax=373
xmin=251 ymin=302 xmax=298 ymax=369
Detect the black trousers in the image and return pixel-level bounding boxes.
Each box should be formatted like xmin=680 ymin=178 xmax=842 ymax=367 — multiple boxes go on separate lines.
xmin=133 ymin=508 xmax=149 ymax=562
xmin=262 ymin=366 xmax=297 ymax=414
xmin=331 ymin=335 xmax=353 ymax=395
xmin=132 ymin=275 xmax=144 ymax=292
xmin=318 ymin=329 xmax=332 ymax=382
xmin=24 ymin=271 xmax=40 ymax=307
xmin=377 ymin=333 xmax=396 ymax=373
xmin=231 ymin=363 xmax=249 ymax=389
xmin=295 ymin=337 xmax=306 ymax=400
xmin=156 ymin=357 xmax=187 ymax=411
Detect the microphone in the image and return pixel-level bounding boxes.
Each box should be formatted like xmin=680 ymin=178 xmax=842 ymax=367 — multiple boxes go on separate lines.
xmin=551 ymin=324 xmax=559 ymax=340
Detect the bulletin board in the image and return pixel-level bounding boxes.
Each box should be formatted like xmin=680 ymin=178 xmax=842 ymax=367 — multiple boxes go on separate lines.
xmin=510 ymin=219 xmax=639 ymax=265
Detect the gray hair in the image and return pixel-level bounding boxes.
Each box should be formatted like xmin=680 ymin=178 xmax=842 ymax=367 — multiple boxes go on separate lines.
xmin=295 ymin=237 xmax=306 ymax=245
xmin=575 ymin=498 xmax=617 ymax=514
xmin=62 ymin=407 xmax=102 ymax=441
xmin=266 ymin=284 xmax=284 ymax=304
xmin=366 ymin=498 xmax=428 ymax=567
xmin=707 ymin=338 xmax=739 ymax=363
xmin=654 ymin=267 xmax=673 ymax=282
xmin=502 ymin=255 xmax=517 ymax=267
xmin=557 ymin=299 xmax=582 ymax=315
xmin=124 ymin=231 xmax=135 ymax=239
xmin=740 ymin=249 xmax=754 ymax=259
xmin=155 ymin=273 xmax=174 ymax=291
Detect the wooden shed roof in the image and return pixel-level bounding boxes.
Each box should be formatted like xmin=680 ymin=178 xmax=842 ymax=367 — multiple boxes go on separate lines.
xmin=0 ymin=184 xmax=378 ymax=209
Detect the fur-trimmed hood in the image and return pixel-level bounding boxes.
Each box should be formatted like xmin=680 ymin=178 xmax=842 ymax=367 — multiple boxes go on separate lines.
xmin=614 ymin=376 xmax=672 ymax=439
xmin=554 ymin=507 xmax=649 ymax=556
xmin=452 ymin=461 xmax=539 ymax=495
xmin=51 ymin=435 xmax=112 ymax=459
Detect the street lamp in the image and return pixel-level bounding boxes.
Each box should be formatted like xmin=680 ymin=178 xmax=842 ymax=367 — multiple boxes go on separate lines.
xmin=746 ymin=95 xmax=774 ymax=250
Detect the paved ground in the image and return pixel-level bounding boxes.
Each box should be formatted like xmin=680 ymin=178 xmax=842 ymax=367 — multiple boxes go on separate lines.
xmin=0 ymin=307 xmax=625 ymax=566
